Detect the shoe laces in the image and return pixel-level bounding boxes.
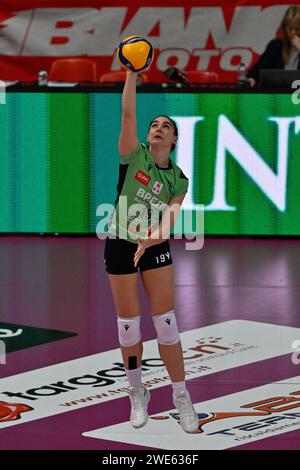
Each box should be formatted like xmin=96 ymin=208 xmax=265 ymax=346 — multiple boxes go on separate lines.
xmin=175 ymin=391 xmax=193 ymax=416
xmin=128 ymin=387 xmax=145 ymax=410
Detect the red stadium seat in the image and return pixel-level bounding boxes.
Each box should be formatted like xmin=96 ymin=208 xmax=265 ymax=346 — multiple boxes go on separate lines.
xmin=99 ymin=71 xmax=148 ymax=83
xmin=49 ymin=58 xmax=97 ymax=82
xmin=186 ymin=70 xmax=219 ymax=83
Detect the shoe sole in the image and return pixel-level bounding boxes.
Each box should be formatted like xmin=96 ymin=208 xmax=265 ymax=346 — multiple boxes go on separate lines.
xmin=183 ymin=426 xmax=199 ymax=433
xmin=180 ymin=415 xmax=199 ymax=433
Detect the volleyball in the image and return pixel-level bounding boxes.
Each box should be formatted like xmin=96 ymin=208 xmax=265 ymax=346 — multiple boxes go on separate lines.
xmin=117 ymin=36 xmax=153 ymax=73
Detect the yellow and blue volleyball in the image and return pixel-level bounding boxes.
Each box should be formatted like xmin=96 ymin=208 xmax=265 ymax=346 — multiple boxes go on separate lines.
xmin=117 ymin=36 xmax=153 ymax=73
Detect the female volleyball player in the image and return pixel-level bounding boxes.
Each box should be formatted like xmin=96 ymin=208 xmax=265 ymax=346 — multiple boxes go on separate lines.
xmin=104 ymin=71 xmax=198 ymax=433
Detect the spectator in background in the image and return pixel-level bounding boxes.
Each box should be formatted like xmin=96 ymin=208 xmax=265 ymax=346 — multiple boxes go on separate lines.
xmin=247 ymin=5 xmax=300 ymax=86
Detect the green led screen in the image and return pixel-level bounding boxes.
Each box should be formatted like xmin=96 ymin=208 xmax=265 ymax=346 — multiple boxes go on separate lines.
xmin=0 ymin=91 xmax=299 ymax=235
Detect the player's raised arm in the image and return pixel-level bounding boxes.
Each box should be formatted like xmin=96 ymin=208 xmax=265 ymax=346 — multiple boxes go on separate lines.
xmin=118 ymin=72 xmax=139 ymax=156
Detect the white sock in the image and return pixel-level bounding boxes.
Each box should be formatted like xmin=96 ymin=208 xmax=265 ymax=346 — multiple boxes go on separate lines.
xmin=125 ymin=367 xmax=142 ymax=389
xmin=172 ymin=381 xmax=187 ymax=395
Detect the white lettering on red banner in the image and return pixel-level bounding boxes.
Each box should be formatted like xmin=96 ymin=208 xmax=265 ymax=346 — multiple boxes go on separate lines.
xmin=0 ymin=3 xmax=292 ymax=81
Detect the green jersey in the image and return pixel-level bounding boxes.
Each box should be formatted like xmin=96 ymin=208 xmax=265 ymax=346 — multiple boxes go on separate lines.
xmin=108 ymin=143 xmax=188 ymax=244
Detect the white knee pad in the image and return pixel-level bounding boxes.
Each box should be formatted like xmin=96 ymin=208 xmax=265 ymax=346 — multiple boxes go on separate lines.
xmin=153 ymin=310 xmax=180 ymax=345
xmin=117 ymin=316 xmax=141 ymax=347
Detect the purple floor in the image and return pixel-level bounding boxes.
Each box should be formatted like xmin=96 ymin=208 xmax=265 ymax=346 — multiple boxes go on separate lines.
xmin=0 ymin=236 xmax=300 ymax=450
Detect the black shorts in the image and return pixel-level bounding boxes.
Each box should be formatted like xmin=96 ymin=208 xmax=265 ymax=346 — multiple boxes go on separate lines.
xmin=104 ymin=236 xmax=173 ymax=275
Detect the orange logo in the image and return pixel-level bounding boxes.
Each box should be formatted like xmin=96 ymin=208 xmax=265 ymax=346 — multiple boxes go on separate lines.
xmin=151 ymin=389 xmax=300 ymax=433
xmin=0 ymin=401 xmax=33 ymax=422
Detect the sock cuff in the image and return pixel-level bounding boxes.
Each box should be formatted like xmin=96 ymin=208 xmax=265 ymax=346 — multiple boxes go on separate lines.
xmin=172 ymin=381 xmax=187 ymax=394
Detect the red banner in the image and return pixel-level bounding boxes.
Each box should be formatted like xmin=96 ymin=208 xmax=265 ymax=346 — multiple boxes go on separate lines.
xmin=0 ymin=1 xmax=293 ymax=82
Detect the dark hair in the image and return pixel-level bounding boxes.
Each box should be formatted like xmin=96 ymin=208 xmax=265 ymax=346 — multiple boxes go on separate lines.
xmin=148 ymin=115 xmax=178 ymax=152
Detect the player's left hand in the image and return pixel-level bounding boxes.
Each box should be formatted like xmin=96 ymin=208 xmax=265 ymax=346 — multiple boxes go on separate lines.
xmin=134 ymin=237 xmax=149 ymax=267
